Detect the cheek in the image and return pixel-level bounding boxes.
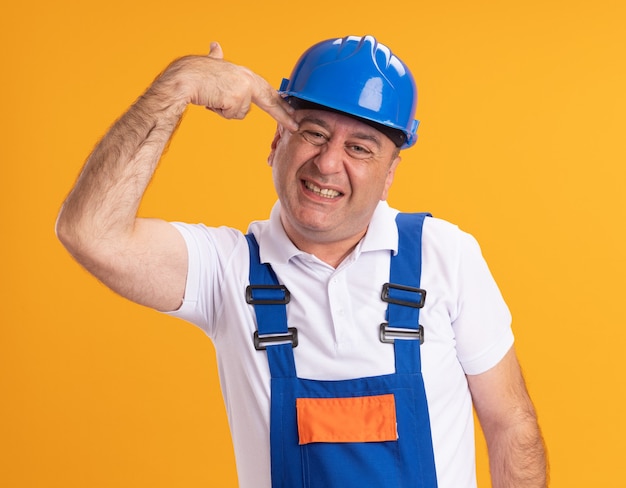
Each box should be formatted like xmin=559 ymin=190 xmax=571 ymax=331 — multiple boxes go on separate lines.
xmin=272 ymin=141 xmax=316 ymax=182
xmin=349 ymin=165 xmax=392 ymax=197
xmin=271 ymin=153 xmax=297 ymax=197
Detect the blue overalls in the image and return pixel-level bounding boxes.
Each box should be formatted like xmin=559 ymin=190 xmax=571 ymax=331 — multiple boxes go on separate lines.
xmin=245 ymin=213 xmax=438 ymax=487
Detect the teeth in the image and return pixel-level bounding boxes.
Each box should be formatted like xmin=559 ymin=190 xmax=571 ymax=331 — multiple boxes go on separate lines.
xmin=305 ymin=181 xmax=341 ymax=198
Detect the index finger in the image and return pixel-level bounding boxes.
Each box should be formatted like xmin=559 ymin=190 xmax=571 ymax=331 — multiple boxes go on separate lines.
xmin=253 ymin=78 xmax=299 ymax=132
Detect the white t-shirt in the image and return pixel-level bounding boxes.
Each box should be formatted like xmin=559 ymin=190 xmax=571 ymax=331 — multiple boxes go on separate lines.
xmin=168 ymin=201 xmax=514 ymax=488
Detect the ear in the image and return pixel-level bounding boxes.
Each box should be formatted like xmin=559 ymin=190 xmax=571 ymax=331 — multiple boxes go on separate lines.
xmin=267 ymin=124 xmax=285 ymax=166
xmin=380 ymin=155 xmax=401 ymax=201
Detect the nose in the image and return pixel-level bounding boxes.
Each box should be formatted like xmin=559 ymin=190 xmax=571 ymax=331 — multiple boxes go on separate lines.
xmin=314 ymin=140 xmax=344 ymax=175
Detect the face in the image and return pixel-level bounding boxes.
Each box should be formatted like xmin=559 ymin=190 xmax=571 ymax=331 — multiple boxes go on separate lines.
xmin=267 ymin=109 xmax=401 ymax=253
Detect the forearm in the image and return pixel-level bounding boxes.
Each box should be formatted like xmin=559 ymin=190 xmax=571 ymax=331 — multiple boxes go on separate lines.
xmin=56 ymin=48 xmax=295 ymax=251
xmin=485 ymin=413 xmax=548 ymax=487
xmin=468 ymin=348 xmax=548 ymax=487
xmin=57 ymin=63 xmax=189 ymax=253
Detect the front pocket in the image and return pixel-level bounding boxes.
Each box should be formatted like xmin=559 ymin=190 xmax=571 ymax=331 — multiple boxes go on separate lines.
xmin=296 ymin=393 xmax=398 ymax=445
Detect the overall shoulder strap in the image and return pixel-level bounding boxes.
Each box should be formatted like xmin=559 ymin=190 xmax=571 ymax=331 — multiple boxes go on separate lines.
xmin=245 ymin=233 xmax=297 ymax=378
xmin=383 ymin=212 xmax=431 ymax=374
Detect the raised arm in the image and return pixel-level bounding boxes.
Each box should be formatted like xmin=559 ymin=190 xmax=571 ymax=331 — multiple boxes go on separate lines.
xmin=56 ymin=42 xmax=297 ymax=312
xmin=467 ymin=347 xmax=548 ymax=487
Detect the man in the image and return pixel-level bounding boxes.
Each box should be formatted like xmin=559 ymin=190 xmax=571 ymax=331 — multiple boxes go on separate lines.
xmin=56 ymin=35 xmax=547 ymax=487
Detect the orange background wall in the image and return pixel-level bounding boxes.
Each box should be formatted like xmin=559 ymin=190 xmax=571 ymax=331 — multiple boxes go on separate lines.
xmin=2 ymin=1 xmax=625 ymax=486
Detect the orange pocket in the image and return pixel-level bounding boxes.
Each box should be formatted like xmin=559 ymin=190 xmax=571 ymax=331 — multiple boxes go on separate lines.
xmin=296 ymin=394 xmax=398 ymax=445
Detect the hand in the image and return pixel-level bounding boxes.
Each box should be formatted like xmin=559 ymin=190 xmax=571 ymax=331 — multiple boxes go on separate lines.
xmin=156 ymin=42 xmax=298 ymax=132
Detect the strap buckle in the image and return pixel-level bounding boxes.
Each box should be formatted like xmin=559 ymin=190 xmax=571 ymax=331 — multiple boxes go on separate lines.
xmin=253 ymin=328 xmax=299 ymax=350
xmin=246 ymin=285 xmax=291 ymax=305
xmin=379 ymin=323 xmax=424 ymax=344
xmin=381 ymin=283 xmax=426 ymax=309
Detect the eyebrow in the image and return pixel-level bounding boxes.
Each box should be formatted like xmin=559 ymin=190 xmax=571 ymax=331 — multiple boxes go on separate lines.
xmin=297 ymin=115 xmax=384 ymax=149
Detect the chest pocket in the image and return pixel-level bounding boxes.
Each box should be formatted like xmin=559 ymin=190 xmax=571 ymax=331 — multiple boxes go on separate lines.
xmin=296 ymin=394 xmax=397 ymax=444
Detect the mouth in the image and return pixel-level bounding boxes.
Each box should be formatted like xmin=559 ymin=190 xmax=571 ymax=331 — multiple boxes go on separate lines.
xmin=303 ymin=180 xmax=343 ymax=199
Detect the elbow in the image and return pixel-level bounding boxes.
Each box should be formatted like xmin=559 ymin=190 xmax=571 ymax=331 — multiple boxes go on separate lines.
xmin=55 ymin=204 xmax=99 ymax=263
xmin=55 ymin=206 xmax=72 ymax=249
xmin=55 ymin=205 xmax=79 ymax=254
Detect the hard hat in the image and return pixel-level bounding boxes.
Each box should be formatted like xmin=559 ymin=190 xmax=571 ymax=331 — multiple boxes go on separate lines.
xmin=279 ymin=35 xmax=419 ymax=148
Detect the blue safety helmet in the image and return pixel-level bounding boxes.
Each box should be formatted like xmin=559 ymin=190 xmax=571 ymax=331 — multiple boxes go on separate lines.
xmin=279 ymin=35 xmax=419 ymax=149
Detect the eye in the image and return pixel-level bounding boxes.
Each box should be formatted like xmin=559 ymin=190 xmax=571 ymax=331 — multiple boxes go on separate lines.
xmin=346 ymin=144 xmax=373 ymax=159
xmin=300 ymin=130 xmax=328 ymax=146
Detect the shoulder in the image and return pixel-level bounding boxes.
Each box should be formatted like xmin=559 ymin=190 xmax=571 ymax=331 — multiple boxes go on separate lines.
xmin=390 ymin=206 xmax=474 ymax=247
xmin=420 ymin=216 xmax=484 ymax=268
xmin=170 ymin=221 xmax=256 ymax=272
xmin=423 ymin=215 xmax=476 ymax=243
xmin=171 ymin=221 xmax=246 ymax=250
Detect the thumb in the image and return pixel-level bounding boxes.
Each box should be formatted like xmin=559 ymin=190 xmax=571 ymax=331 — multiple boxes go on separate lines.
xmin=208 ymin=41 xmax=224 ymax=59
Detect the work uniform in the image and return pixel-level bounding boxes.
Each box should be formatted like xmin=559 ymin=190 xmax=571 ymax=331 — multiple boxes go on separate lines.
xmin=168 ymin=200 xmax=514 ymax=488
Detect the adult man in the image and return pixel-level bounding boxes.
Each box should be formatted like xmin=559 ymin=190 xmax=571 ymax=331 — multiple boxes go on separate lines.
xmin=56 ymin=36 xmax=547 ymax=487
